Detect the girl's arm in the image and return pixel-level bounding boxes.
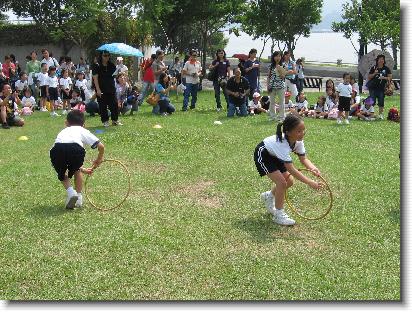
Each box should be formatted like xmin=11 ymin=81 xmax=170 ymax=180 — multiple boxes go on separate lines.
xmin=284 ymin=162 xmax=321 ymax=189
xmin=298 ymin=155 xmax=320 ymax=176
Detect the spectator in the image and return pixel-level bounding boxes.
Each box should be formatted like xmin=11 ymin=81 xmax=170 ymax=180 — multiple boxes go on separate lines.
xmin=295 ymin=58 xmax=305 ymax=93
xmin=267 ymin=51 xmax=286 ymax=121
xmin=137 ymin=54 xmax=156 ymax=106
xmin=25 ymin=51 xmax=41 ymax=98
xmin=76 ymin=57 xmax=90 ymax=80
xmin=2 ymin=55 xmax=16 ymax=86
xmin=244 ymin=48 xmax=260 ymax=100
xmin=40 ymin=48 xmax=60 ymax=70
xmin=115 ymin=73 xmax=131 ymax=115
xmin=169 ymin=56 xmax=182 ymax=84
xmin=59 ymin=68 xmax=73 ymax=115
xmin=74 ymin=71 xmax=88 ymax=101
xmin=225 ymin=67 xmax=250 ymax=117
xmin=181 ymin=49 xmax=202 ymax=111
xmin=0 ymin=83 xmax=24 ymax=128
xmin=21 ymin=87 xmax=36 ymax=115
xmin=152 ymin=50 xmax=168 ymax=84
xmin=37 ymin=62 xmax=49 ymax=111
xmin=14 ymin=72 xmax=29 ymax=98
xmin=113 ymin=56 xmax=129 ymax=78
xmin=209 ymin=49 xmax=231 ymax=111
xmin=92 ymin=51 xmax=122 ymax=127
xmin=153 ymin=72 xmax=176 ymax=116
xmin=282 ymin=51 xmax=298 ymax=103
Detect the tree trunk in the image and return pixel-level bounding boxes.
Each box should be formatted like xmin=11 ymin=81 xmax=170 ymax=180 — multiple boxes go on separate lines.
xmin=392 ymin=41 xmax=398 ymax=70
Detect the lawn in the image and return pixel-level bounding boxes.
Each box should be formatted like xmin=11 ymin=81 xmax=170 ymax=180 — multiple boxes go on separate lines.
xmin=0 ymin=91 xmax=400 ymax=300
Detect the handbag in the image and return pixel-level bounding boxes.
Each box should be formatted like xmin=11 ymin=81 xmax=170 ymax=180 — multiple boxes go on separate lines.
xmin=207 ymin=67 xmax=217 ymax=81
xmin=384 ymin=80 xmax=395 ymax=96
xmin=146 ymin=92 xmax=160 ymax=106
xmin=365 ymin=78 xmax=379 ymax=90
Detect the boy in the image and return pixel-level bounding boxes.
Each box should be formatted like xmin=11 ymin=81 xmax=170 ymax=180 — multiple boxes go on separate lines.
xmin=336 ymin=72 xmax=353 ymax=124
xmin=50 ymin=110 xmax=105 ymax=209
xmin=0 ymin=83 xmax=25 ymax=129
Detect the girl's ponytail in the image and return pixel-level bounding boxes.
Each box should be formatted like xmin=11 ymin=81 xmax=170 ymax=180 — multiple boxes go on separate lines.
xmin=276 ymin=122 xmax=283 ymax=142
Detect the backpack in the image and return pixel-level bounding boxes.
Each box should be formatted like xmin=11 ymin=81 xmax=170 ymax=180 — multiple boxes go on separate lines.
xmin=387 ymin=107 xmax=400 ymax=122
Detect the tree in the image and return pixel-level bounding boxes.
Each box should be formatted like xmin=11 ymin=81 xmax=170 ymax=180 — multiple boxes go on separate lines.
xmin=240 ymin=0 xmax=323 ymax=60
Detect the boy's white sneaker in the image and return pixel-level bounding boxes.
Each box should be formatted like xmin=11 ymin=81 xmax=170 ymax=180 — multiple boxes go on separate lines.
xmin=112 ymin=120 xmax=123 ymax=126
xmin=344 ymin=119 xmax=350 ymax=124
xmin=65 ymin=191 xmax=78 ymax=209
xmin=75 ymin=194 xmax=83 ymax=208
xmin=260 ymin=191 xmax=275 ymax=214
xmin=50 ymin=111 xmax=60 ymax=117
xmin=103 ymin=121 xmax=110 ymax=127
xmin=273 ymin=209 xmax=296 ymax=226
xmin=336 ymin=118 xmax=342 ymax=124
xmin=41 ymin=107 xmax=48 ymax=112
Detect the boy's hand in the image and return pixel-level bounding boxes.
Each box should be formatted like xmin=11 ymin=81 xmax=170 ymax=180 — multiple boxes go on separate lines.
xmin=81 ymin=167 xmax=94 ymax=175
xmin=92 ymin=159 xmax=103 ymax=169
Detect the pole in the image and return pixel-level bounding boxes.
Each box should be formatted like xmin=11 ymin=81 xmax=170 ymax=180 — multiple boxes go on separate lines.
xmin=358 ymin=4 xmax=365 ymax=95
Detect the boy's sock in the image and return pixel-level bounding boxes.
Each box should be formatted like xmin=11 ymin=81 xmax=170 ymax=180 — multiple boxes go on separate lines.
xmin=75 ymin=193 xmax=83 ymax=208
xmin=66 ymin=186 xmax=75 ymax=195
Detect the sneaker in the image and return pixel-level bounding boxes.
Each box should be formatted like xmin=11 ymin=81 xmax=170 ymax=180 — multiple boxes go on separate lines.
xmin=260 ymin=191 xmax=275 ymax=215
xmin=75 ymin=194 xmax=83 ymax=208
xmin=50 ymin=111 xmax=60 ymax=117
xmin=62 ymin=109 xmax=67 ymax=115
xmin=182 ymin=107 xmax=188 ymax=112
xmin=103 ymin=121 xmax=110 ymax=127
xmin=378 ymin=114 xmax=384 ymax=120
xmin=189 ymin=106 xmax=196 ymax=110
xmin=273 ymin=209 xmax=296 ymax=226
xmin=2 ymin=123 xmax=10 ymax=129
xmin=65 ymin=192 xmax=78 ymax=209
xmin=161 ymin=112 xmax=169 ymax=116
xmin=365 ymin=117 xmax=371 ymax=121
xmin=112 ymin=120 xmax=123 ymax=126
xmin=216 ymin=107 xmax=222 ymax=112
xmin=344 ymin=119 xmax=350 ymax=124
xmin=337 ymin=118 xmax=342 ymax=124
xmin=41 ymin=107 xmax=48 ymax=112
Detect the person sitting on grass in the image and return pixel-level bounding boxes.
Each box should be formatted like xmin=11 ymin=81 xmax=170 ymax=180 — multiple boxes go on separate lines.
xmin=0 ymin=83 xmax=24 ymax=129
xmin=284 ymin=91 xmax=294 ymax=112
xmin=225 ymin=67 xmax=250 ymax=117
xmin=357 ymin=97 xmax=375 ymax=121
xmin=248 ymin=92 xmax=268 ymax=115
xmin=21 ymin=87 xmax=36 ymax=115
xmin=307 ymin=95 xmax=328 ymax=119
xmin=49 ymin=110 xmax=105 ymax=209
xmin=254 ymin=114 xmax=322 ymax=226
xmin=291 ymin=91 xmax=308 ymax=116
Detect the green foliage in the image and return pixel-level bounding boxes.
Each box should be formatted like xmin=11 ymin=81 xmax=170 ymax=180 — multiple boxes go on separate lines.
xmin=241 ymin=0 xmax=323 ymax=58
xmin=332 ymin=0 xmax=400 ymax=50
xmin=0 ymin=91 xmax=400 ymax=300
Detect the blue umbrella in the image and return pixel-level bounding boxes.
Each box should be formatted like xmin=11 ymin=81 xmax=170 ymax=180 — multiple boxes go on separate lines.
xmin=97 ymin=43 xmax=144 ymax=57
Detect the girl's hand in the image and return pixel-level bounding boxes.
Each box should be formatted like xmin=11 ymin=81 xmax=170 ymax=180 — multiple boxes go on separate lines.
xmin=309 ymin=180 xmax=323 ymax=190
xmin=310 ymin=167 xmax=321 ymax=176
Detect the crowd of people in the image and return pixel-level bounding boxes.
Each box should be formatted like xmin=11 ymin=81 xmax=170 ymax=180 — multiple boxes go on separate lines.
xmin=0 ymin=47 xmax=393 ymax=129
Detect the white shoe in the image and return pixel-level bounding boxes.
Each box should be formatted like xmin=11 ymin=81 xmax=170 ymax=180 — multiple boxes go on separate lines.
xmin=65 ymin=192 xmax=78 ymax=209
xmin=273 ymin=209 xmax=296 ymax=226
xmin=41 ymin=107 xmax=48 ymax=112
xmin=103 ymin=121 xmax=110 ymax=127
xmin=112 ymin=120 xmax=123 ymax=126
xmin=260 ymin=191 xmax=275 ymax=215
xmin=75 ymin=194 xmax=83 ymax=208
xmin=50 ymin=111 xmax=60 ymax=117
xmin=344 ymin=119 xmax=350 ymax=124
xmin=378 ymin=114 xmax=384 ymax=120
xmin=62 ymin=110 xmax=67 ymax=115
xmin=337 ymin=118 xmax=342 ymax=124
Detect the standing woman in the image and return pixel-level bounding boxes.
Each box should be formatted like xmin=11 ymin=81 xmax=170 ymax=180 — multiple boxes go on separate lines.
xmin=267 ymin=51 xmax=286 ymax=121
xmin=367 ymin=54 xmax=393 ymax=120
xmin=209 ymin=49 xmax=231 ymax=111
xmin=244 ymin=48 xmax=260 ymax=100
xmin=92 ymin=51 xmax=122 ymax=127
xmin=25 ymin=51 xmax=41 ymax=99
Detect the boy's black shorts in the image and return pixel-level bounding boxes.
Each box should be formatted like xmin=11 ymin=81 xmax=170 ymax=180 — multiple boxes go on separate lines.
xmin=338 ymin=96 xmax=351 ymax=112
xmin=50 ymin=143 xmax=85 ymax=181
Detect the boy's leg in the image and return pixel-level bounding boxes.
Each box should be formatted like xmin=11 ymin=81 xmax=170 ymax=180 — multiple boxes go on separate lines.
xmin=74 ymin=170 xmax=84 ymax=207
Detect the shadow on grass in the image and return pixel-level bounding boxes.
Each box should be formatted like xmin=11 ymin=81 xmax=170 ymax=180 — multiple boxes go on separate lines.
xmin=388 ymin=209 xmax=400 ymax=225
xmin=28 ymin=205 xmax=79 ymax=218
xmin=234 ymin=213 xmax=302 ymax=243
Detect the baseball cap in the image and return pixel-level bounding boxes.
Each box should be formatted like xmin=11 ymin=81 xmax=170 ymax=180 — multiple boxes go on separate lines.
xmin=253 ymin=92 xmax=261 ymax=98
xmin=117 ymin=56 xmax=123 ymax=61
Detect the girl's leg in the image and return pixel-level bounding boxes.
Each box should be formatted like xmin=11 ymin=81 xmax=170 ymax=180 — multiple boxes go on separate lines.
xmin=267 ymin=170 xmax=288 ymax=210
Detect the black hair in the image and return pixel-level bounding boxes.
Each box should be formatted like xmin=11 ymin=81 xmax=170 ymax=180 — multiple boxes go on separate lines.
xmin=189 ymin=49 xmax=198 ymax=56
xmin=66 ymin=109 xmax=85 ymax=126
xmin=270 ymin=51 xmax=283 ymax=68
xmin=215 ymin=49 xmax=226 ymax=60
xmin=150 ymin=54 xmax=156 ymax=60
xmin=248 ymin=48 xmax=257 ymax=57
xmin=342 ymin=72 xmax=350 ymax=79
xmin=23 ymin=87 xmax=31 ymax=95
xmin=156 ymin=49 xmax=164 ymax=57
xmin=375 ymin=54 xmax=386 ymax=67
xmin=19 ymin=71 xmax=27 ymax=78
xmin=276 ymin=114 xmax=303 ymax=142
xmin=158 ymin=72 xmax=169 ymax=88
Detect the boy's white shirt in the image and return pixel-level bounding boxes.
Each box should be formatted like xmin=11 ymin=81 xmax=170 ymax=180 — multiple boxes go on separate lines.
xmin=337 ymin=82 xmax=352 ymax=97
xmin=15 ymin=79 xmax=29 ymax=91
xmin=54 ymin=126 xmax=99 ymax=148
xmin=75 ymin=79 xmax=88 ymax=90
xmin=47 ymin=75 xmax=59 ymax=88
xmin=59 ymin=77 xmax=73 ymax=89
xmin=183 ymin=61 xmax=201 ymax=84
xmin=295 ymin=100 xmax=308 ymax=110
xmin=37 ymin=72 xmax=49 ymax=86
xmin=360 ymin=104 xmax=374 ymax=114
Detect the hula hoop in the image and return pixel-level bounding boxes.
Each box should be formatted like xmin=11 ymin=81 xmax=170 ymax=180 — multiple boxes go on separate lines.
xmin=283 ymin=168 xmax=333 ymax=220
xmin=84 ymin=159 xmax=131 ymax=212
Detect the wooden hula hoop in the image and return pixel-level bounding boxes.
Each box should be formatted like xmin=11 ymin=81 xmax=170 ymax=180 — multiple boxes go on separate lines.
xmin=283 ymin=168 xmax=333 ymax=220
xmin=84 ymin=159 xmax=131 ymax=212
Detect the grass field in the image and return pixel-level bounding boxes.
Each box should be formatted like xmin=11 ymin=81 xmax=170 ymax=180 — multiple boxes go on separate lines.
xmin=0 ymin=91 xmax=400 ymax=300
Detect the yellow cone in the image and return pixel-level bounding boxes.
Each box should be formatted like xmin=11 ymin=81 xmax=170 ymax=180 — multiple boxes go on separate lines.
xmin=18 ymin=136 xmax=29 ymax=141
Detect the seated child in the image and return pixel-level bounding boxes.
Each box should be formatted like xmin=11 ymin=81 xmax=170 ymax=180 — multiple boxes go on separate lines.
xmin=357 ymin=96 xmax=375 ymax=121
xmin=50 ymin=110 xmax=105 ymax=209
xmin=260 ymin=95 xmax=270 ymax=111
xmin=284 ymin=91 xmax=294 ymax=112
xmin=248 ymin=92 xmax=268 ymax=115
xmin=326 ymin=87 xmax=339 ymax=120
xmin=308 ymin=95 xmax=328 ymax=119
xmin=291 ymin=91 xmax=308 ymax=116
xmin=21 ymin=87 xmax=36 ymax=115
xmin=14 ymin=71 xmax=29 ymax=98
xmin=70 ymin=88 xmax=85 ymax=112
xmin=126 ymin=86 xmax=140 ymax=115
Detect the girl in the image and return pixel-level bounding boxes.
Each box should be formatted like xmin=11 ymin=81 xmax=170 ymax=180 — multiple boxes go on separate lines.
xmin=154 ymin=72 xmax=176 ymax=116
xmin=336 ymin=72 xmax=353 ymax=124
xmin=254 ymin=114 xmax=322 ymax=226
xmin=37 ymin=63 xmax=49 ymax=111
xmin=46 ymin=66 xmax=60 ymax=117
xmin=293 ymin=91 xmax=309 ymax=116
xmin=14 ymin=71 xmax=29 ymax=98
xmin=59 ymin=69 xmax=73 ymax=115
xmin=308 ymin=95 xmax=328 ymax=119
xmin=75 ymin=71 xmax=88 ymax=101
xmin=244 ymin=48 xmax=260 ymax=100
xmin=284 ymin=91 xmax=294 ymax=112
xmin=295 ymin=58 xmax=305 ymax=93
xmin=267 ymin=51 xmax=286 ymax=121
xmin=21 ymin=88 xmax=36 ymax=115
xmin=115 ymin=73 xmax=130 ymax=115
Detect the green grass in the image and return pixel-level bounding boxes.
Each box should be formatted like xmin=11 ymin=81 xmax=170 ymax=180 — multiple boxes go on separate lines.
xmin=0 ymin=91 xmax=400 ymax=300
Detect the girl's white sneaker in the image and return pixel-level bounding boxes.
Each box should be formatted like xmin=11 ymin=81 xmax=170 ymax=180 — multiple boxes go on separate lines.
xmin=273 ymin=209 xmax=296 ymax=226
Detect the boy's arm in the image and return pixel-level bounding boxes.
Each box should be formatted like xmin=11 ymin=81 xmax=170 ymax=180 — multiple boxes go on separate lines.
xmin=92 ymin=142 xmax=105 ymax=169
